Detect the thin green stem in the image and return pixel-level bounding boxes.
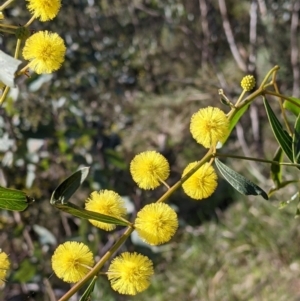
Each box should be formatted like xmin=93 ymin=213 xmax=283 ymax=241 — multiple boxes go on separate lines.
xmin=0 ymin=0 xmax=14 ymax=10
xmin=214 ymin=152 xmax=300 ymax=168
xmin=0 ymin=28 xmax=15 ymax=34
xmin=259 ymin=65 xmax=280 ymax=89
xmin=157 ymin=148 xmax=214 ymax=203
xmin=160 ymin=179 xmax=170 ymax=189
xmin=263 ymin=90 xmax=300 ymax=108
xmin=0 ymin=86 xmax=10 ymax=107
xmin=58 ymin=226 xmax=134 ymax=301
xmin=14 ymin=38 xmax=21 ymax=59
xmin=226 ymin=88 xmax=263 ymax=122
xmin=17 ymin=63 xmax=30 ymax=76
xmin=234 ymin=89 xmax=246 ymax=107
xmin=0 ymin=23 xmax=18 ymax=29
xmin=24 ymin=16 xmax=35 ymax=27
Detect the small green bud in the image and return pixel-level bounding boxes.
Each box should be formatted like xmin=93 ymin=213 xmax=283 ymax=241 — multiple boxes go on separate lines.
xmin=218 ymin=89 xmax=233 ymax=107
xmin=15 ymin=27 xmax=31 ymax=40
xmin=241 ymin=75 xmax=256 ymax=91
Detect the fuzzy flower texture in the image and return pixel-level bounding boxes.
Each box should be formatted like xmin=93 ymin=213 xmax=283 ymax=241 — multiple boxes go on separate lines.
xmin=26 ymin=0 xmax=61 ymax=22
xmin=51 ymin=241 xmax=94 ymax=283
xmin=85 ymin=190 xmax=127 ymax=231
xmin=107 ymin=252 xmax=154 ymax=295
xmin=23 ymin=31 xmax=66 ymax=74
xmin=0 ymin=251 xmax=10 ymax=287
xmin=182 ymin=162 xmax=218 ymax=200
xmin=135 ymin=202 xmax=178 ymax=245
xmin=130 ymin=151 xmax=170 ymax=190
xmin=190 ymin=107 xmax=229 ymax=149
xmin=241 ymin=75 xmax=256 ymax=91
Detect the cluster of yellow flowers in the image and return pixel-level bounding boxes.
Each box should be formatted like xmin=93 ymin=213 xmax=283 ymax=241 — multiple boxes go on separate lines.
xmin=1 ymin=0 xmax=258 ymax=296
xmin=49 ymin=103 xmax=234 ymax=295
xmin=1 ymin=0 xmax=65 ymax=76
xmin=22 ymin=0 xmax=66 ymax=74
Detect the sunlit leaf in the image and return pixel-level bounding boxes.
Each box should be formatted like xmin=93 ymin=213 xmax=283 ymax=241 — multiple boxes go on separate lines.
xmin=50 ymin=167 xmax=89 ymax=205
xmin=215 ymin=158 xmax=268 ymax=200
xmin=0 ymin=186 xmax=34 ymax=211
xmin=0 ymin=50 xmax=22 ymax=87
xmin=263 ymin=97 xmax=293 ymax=162
xmin=270 ymin=147 xmax=283 ymax=187
xmin=79 ymin=276 xmax=97 ymax=301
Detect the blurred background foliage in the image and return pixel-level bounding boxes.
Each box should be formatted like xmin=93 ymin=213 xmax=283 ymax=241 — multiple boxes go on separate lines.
xmin=1 ymin=0 xmax=300 ymax=300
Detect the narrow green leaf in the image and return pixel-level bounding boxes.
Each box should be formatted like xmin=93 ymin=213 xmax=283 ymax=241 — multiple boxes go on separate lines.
xmin=293 ymin=113 xmax=300 ymax=164
xmin=79 ymin=276 xmax=97 ymax=301
xmin=215 ymin=159 xmax=268 ymax=200
xmin=55 ymin=202 xmax=130 ymax=226
xmin=283 ymin=97 xmax=300 ymax=117
xmin=270 ymin=147 xmax=283 ymax=187
xmin=224 ymin=104 xmax=250 ymax=144
xmin=50 ymin=167 xmax=89 ymax=205
xmin=0 ymin=186 xmax=34 ymax=211
xmin=263 ymin=97 xmax=293 ymax=162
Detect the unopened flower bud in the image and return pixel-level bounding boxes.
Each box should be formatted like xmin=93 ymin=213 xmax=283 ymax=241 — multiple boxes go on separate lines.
xmin=241 ymin=75 xmax=256 ymax=91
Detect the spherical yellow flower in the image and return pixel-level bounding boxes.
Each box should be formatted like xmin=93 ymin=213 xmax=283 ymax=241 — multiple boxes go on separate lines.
xmin=23 ymin=31 xmax=66 ymax=74
xmin=182 ymin=162 xmax=218 ymax=200
xmin=190 ymin=107 xmax=229 ymax=148
xmin=107 ymin=252 xmax=154 ymax=295
xmin=85 ymin=190 xmax=127 ymax=231
xmin=0 ymin=251 xmax=10 ymax=287
xmin=241 ymin=75 xmax=256 ymax=91
xmin=26 ymin=0 xmax=61 ymax=22
xmin=134 ymin=203 xmax=178 ymax=245
xmin=51 ymin=241 xmax=94 ymax=283
xmin=130 ymin=151 xmax=170 ymax=190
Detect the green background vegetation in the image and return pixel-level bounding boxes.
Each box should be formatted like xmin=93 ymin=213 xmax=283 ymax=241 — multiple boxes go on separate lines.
xmin=1 ymin=0 xmax=300 ymax=300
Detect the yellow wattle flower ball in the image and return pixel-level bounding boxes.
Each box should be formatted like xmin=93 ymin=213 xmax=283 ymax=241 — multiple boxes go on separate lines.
xmin=130 ymin=151 xmax=170 ymax=190
xmin=0 ymin=251 xmax=10 ymax=287
xmin=22 ymin=31 xmax=66 ymax=74
xmin=85 ymin=190 xmax=127 ymax=231
xmin=51 ymin=241 xmax=94 ymax=283
xmin=107 ymin=252 xmax=154 ymax=295
xmin=134 ymin=203 xmax=178 ymax=245
xmin=182 ymin=162 xmax=218 ymax=200
xmin=241 ymin=75 xmax=256 ymax=91
xmin=26 ymin=0 xmax=61 ymax=22
xmin=190 ymin=107 xmax=229 ymax=148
